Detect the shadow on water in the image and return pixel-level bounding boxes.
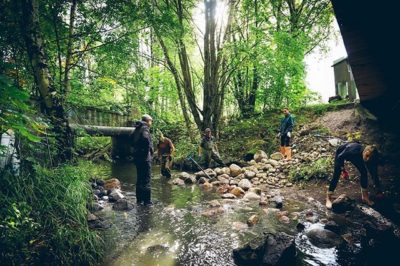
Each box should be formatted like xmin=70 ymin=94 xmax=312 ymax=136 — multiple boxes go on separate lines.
xmin=100 ymin=161 xmax=365 ymax=266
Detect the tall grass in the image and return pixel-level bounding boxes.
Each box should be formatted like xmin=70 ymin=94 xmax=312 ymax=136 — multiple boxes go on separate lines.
xmin=0 ymin=162 xmax=104 ymax=265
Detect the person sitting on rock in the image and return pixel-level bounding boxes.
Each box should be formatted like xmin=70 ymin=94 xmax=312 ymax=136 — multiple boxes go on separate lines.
xmin=157 ymin=133 xmax=175 ymax=178
xmin=199 ymin=128 xmax=224 ymax=168
xmin=326 ymin=142 xmax=383 ymax=209
xmin=278 ymin=107 xmax=294 ymax=160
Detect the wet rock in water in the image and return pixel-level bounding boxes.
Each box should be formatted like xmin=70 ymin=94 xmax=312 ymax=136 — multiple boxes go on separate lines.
xmin=208 ymin=200 xmax=221 ymax=208
xmin=233 ymin=232 xmax=296 ymax=266
xmin=324 ymin=221 xmax=341 ymax=234
xmin=178 ymin=171 xmax=191 ymax=180
xmin=305 ymin=210 xmax=318 ymax=223
xmin=146 ymin=244 xmax=169 ymax=255
xmin=243 ymin=191 xmax=261 ymax=201
xmin=104 ymin=178 xmax=121 ymax=190
xmin=305 ymin=224 xmax=343 ymax=248
xmin=112 ymin=199 xmax=134 ymax=211
xmin=296 ymin=222 xmax=306 ymax=232
xmin=238 ymin=179 xmax=252 ymax=190
xmin=332 ymin=194 xmax=355 ymax=213
xmin=197 ymin=176 xmax=207 ymax=184
xmin=89 ymin=202 xmax=104 ymax=212
xmin=259 ymin=200 xmax=269 ymax=206
xmin=230 ymin=187 xmax=245 ymax=197
xmin=254 ymin=150 xmax=268 ymax=163
xmin=109 ymin=189 xmax=124 ymax=202
xmin=172 ymin=178 xmax=185 ymax=186
xmin=230 ymin=164 xmax=242 ymax=177
xmin=222 ymin=193 xmax=237 ymax=199
xmin=233 ymin=221 xmax=249 ymax=231
xmin=245 ymin=170 xmax=257 ymax=179
xmin=270 ymin=152 xmax=284 ymax=161
xmin=247 ymin=215 xmax=259 ymax=226
xmin=93 ymin=189 xmax=101 ymax=196
xmin=102 ymin=196 xmax=109 ymax=201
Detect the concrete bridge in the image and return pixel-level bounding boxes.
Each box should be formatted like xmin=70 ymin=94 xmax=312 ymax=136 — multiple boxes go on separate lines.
xmin=68 ymin=106 xmax=137 ymax=158
xmin=331 ymin=0 xmax=399 ymax=130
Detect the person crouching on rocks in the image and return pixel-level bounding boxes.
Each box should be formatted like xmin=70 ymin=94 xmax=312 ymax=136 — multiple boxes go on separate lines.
xmin=326 ymin=142 xmax=383 ymax=209
xmin=157 ymin=133 xmax=175 ymax=178
xmin=199 ymin=128 xmax=224 ymax=168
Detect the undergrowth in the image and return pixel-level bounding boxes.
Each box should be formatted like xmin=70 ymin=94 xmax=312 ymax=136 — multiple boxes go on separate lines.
xmin=0 ymin=162 xmax=104 ymax=265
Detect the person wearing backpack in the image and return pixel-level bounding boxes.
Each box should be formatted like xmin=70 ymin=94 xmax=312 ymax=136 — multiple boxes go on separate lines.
xmin=132 ymin=114 xmax=154 ymax=206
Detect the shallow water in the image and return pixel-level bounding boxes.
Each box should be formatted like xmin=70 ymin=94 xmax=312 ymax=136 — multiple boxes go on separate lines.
xmin=99 ymin=161 xmax=357 ymax=266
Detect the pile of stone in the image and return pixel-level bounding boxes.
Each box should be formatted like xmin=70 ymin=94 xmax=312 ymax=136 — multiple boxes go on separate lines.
xmin=87 ymin=177 xmax=134 ymax=229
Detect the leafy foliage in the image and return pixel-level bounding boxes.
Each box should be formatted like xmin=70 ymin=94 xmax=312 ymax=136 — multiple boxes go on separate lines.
xmin=289 ymin=157 xmax=333 ymax=182
xmin=0 ymin=163 xmax=104 ymax=265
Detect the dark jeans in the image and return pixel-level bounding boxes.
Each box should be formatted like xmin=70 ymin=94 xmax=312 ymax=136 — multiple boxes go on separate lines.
xmin=328 ymin=157 xmax=380 ymax=192
xmin=135 ymin=160 xmax=152 ymax=204
xmin=280 ymin=134 xmax=290 ymax=147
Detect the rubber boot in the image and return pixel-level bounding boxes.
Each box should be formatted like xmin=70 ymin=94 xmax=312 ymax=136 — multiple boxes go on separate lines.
xmin=280 ymin=146 xmax=285 ymax=157
xmin=285 ymin=147 xmax=292 ymax=160
xmin=326 ymin=191 xmax=334 ymax=209
xmin=361 ymin=188 xmax=374 ymax=206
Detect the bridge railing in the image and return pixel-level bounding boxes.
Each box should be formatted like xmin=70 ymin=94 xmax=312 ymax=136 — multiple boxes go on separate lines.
xmin=67 ymin=106 xmax=134 ymax=127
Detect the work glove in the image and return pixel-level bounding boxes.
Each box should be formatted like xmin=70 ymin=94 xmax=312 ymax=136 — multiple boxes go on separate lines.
xmin=277 ymin=133 xmax=281 ymax=138
xmin=341 ymin=169 xmax=349 ymax=180
xmin=287 ymin=132 xmax=291 ymax=138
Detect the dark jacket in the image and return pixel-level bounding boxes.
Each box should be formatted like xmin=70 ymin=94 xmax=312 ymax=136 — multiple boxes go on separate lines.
xmin=132 ymin=121 xmax=153 ymax=162
xmin=200 ymin=135 xmax=215 ymax=151
xmin=335 ymin=142 xmax=379 ymax=180
xmin=280 ymin=114 xmax=294 ymax=135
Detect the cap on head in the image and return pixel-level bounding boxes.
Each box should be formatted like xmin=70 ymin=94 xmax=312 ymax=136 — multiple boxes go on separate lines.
xmin=141 ymin=114 xmax=153 ymax=122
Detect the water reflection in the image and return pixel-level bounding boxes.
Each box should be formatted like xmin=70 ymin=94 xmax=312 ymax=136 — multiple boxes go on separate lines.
xmin=103 ymin=161 xmax=347 ymax=266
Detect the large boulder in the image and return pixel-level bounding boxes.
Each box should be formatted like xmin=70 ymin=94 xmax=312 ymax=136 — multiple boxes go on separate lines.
xmin=254 ymin=150 xmax=268 ymax=163
xmin=109 ymin=189 xmax=124 ymax=202
xmin=305 ymin=224 xmax=343 ymax=248
xmin=112 ymin=199 xmax=134 ymax=211
xmin=230 ymin=164 xmax=242 ymax=177
xmin=331 ymin=194 xmax=354 ymax=213
xmin=233 ymin=233 xmax=296 ymax=266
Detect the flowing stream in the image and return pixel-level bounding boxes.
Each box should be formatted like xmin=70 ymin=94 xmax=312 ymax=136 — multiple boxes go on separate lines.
xmin=98 ymin=161 xmax=360 ymax=266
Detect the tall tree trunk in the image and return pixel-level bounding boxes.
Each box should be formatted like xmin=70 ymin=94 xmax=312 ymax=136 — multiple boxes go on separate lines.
xmin=62 ymin=0 xmax=77 ymax=99
xmin=21 ymin=0 xmax=74 ymax=163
